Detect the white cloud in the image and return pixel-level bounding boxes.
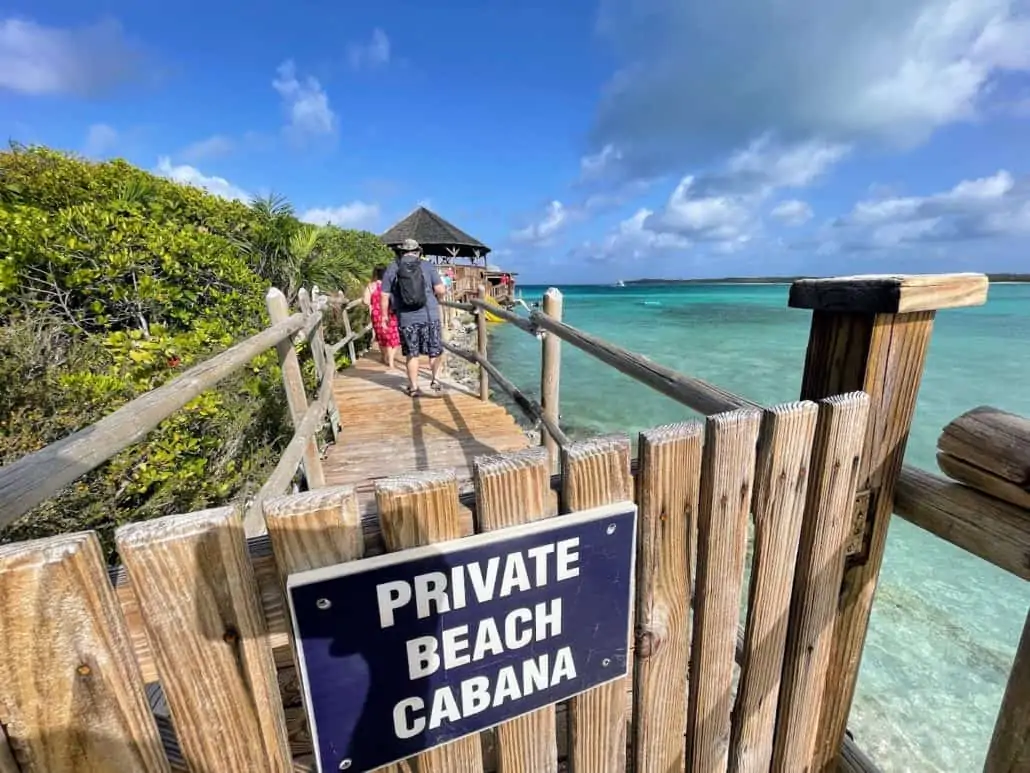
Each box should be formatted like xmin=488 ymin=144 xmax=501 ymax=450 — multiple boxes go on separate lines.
xmin=179 ymin=135 xmax=235 ymax=163
xmin=591 ymin=0 xmax=1030 ymax=177
xmin=511 ymin=201 xmax=571 ymax=245
xmin=155 ymin=157 xmax=250 ymax=202
xmin=273 ymin=60 xmax=337 ymax=142
xmin=575 ymin=208 xmax=691 ymax=262
xmin=771 ymin=199 xmax=814 ymax=226
xmin=0 ymin=16 xmax=139 ymax=96
xmin=580 ymin=144 xmax=623 ymax=180
xmin=725 ymin=136 xmax=850 ymax=191
xmin=300 ymin=202 xmax=380 ymax=230
xmin=83 ymin=123 xmax=118 ymax=157
xmin=828 ymin=169 xmax=1030 ymax=249
xmin=348 ymin=28 xmax=391 ymax=69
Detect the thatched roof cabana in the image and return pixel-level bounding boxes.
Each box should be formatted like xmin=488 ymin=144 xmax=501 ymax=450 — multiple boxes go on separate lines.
xmin=379 ymin=206 xmax=491 ymax=262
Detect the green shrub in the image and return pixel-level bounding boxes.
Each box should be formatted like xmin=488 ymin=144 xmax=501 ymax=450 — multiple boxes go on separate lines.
xmin=0 ymin=144 xmax=386 ymax=559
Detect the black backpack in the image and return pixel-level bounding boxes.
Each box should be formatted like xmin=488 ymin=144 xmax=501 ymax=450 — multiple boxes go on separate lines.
xmin=394 ymin=257 xmax=427 ymax=310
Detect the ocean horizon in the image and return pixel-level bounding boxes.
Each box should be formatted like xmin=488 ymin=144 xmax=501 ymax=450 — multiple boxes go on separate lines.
xmin=489 ymin=281 xmax=1030 ymax=772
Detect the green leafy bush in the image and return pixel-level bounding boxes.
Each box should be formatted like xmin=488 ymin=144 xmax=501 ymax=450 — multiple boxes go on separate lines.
xmin=0 ymin=144 xmax=385 ymax=558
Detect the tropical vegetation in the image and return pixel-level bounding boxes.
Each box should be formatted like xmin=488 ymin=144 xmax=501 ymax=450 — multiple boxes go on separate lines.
xmin=0 ymin=144 xmax=394 ymax=557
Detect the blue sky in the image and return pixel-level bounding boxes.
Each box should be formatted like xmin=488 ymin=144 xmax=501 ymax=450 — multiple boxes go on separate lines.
xmin=3 ymin=0 xmax=1030 ymax=283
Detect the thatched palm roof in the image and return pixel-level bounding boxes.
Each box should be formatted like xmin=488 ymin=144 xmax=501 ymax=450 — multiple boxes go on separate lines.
xmin=379 ymin=206 xmax=491 ymax=259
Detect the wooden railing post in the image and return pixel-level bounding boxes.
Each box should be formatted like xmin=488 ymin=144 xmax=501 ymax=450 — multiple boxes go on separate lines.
xmin=477 ymin=284 xmax=489 ymax=401
xmin=788 ymin=273 xmax=988 ymax=769
xmin=341 ymin=300 xmax=357 ymax=365
xmin=540 ymin=288 xmax=564 ymax=471
xmin=985 ymin=607 xmax=1030 ymax=772
xmin=297 ymin=288 xmax=328 ymax=382
xmin=266 ymin=287 xmax=325 ymax=490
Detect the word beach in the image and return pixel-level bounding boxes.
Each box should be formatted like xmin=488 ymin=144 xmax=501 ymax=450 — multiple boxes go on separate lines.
xmin=287 ymin=503 xmax=637 ymax=773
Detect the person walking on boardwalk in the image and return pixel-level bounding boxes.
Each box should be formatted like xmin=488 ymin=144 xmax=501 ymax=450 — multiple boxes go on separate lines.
xmin=381 ymin=239 xmax=446 ymax=397
xmin=364 ymin=265 xmax=400 ymax=370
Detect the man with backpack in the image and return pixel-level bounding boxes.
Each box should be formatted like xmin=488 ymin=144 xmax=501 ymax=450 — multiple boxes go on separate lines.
xmin=380 ymin=239 xmax=447 ymax=397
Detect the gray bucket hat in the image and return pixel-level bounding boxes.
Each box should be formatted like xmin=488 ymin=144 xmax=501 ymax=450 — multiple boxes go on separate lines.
xmin=399 ymin=238 xmax=421 ymax=253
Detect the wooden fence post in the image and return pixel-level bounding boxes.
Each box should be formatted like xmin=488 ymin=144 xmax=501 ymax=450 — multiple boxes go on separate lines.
xmin=299 ymin=289 xmax=340 ymax=443
xmin=0 ymin=532 xmax=171 ymax=773
xmin=473 ymin=447 xmax=559 ymax=773
xmin=686 ymin=409 xmax=762 ymax=773
xmin=730 ymin=401 xmax=818 ymax=773
xmin=771 ymin=393 xmax=869 ymax=771
xmin=541 ymin=288 xmax=564 ymax=472
xmin=561 ymin=435 xmax=634 ymax=773
xmin=788 ymin=273 xmax=988 ymax=769
xmin=985 ymin=607 xmax=1030 ymax=772
xmin=266 ymin=287 xmax=326 ymax=490
xmin=477 ymin=285 xmax=490 ymax=401
xmin=375 ymin=471 xmax=484 ymax=773
xmin=116 ymin=506 xmax=292 ymax=772
xmin=632 ymin=422 xmax=703 ymax=773
xmin=341 ymin=299 xmax=357 ymax=365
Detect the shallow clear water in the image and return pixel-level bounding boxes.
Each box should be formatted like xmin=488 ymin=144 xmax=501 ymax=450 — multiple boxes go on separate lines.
xmin=489 ymin=282 xmax=1030 ymax=772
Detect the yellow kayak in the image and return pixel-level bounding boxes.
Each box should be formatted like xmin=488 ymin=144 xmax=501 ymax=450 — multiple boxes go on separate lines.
xmin=482 ymin=296 xmax=506 ymax=323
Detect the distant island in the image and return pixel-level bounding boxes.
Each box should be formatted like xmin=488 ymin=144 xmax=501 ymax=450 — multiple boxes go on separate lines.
xmin=625 ymin=273 xmax=1030 ymax=285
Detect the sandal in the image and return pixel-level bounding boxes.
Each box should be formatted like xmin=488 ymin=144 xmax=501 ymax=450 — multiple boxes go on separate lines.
xmin=430 ymin=380 xmax=443 ymax=392
xmin=405 ymin=385 xmax=422 ymax=398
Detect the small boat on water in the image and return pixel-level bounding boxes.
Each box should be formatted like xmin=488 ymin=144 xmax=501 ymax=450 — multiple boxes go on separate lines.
xmin=614 ymin=279 xmax=626 ymax=287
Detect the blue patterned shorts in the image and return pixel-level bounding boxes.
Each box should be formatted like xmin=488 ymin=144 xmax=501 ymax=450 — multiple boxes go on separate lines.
xmin=399 ymin=320 xmax=443 ymax=358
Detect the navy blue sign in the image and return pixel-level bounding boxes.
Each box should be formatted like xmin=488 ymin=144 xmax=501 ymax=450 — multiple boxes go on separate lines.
xmin=287 ymin=503 xmax=637 ymax=773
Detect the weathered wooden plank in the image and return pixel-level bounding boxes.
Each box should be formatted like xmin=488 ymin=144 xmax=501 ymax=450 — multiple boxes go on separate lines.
xmin=938 ymin=405 xmax=1030 ymax=486
xmin=560 ymin=435 xmax=634 ymax=773
xmin=267 ymin=288 xmax=325 ymax=491
xmin=473 ymin=446 xmax=559 ymax=773
xmin=631 ymin=422 xmax=703 ymax=773
xmin=797 ymin=305 xmax=942 ymax=768
xmin=116 ymin=507 xmax=292 ymax=772
xmin=375 ymin=471 xmax=484 ymax=773
xmin=772 ymin=392 xmax=869 ymax=771
xmin=263 ymin=486 xmax=364 ymax=772
xmin=985 ymin=608 xmax=1030 ymax=772
xmin=0 ymin=532 xmax=170 ymax=773
xmin=936 ymin=452 xmax=1030 ymax=510
xmin=730 ymin=402 xmax=819 ymax=773
xmin=687 ymin=409 xmax=762 ymax=773
xmin=540 ymin=288 xmax=564 ymax=471
xmin=789 ymin=272 xmax=988 ymax=314
xmin=264 ymin=485 xmax=363 ymax=579
xmin=894 ymin=465 xmax=1030 ymax=581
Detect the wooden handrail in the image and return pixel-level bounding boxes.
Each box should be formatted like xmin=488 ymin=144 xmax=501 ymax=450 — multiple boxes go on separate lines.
xmin=440 ymin=299 xmax=476 ymax=312
xmin=469 ymin=298 xmax=539 ymax=335
xmin=0 ymin=311 xmax=313 ymax=527
xmin=893 ymin=464 xmax=1030 ymax=581
xmin=327 ymin=322 xmax=373 ymax=356
xmin=529 ymin=309 xmax=757 ymax=416
xmin=442 ymin=341 xmax=570 ymax=448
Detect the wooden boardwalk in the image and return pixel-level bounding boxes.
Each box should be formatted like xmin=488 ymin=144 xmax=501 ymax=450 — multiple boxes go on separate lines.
xmin=323 ymin=356 xmax=531 ymax=496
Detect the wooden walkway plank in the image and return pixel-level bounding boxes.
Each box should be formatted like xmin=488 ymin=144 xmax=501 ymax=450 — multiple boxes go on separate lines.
xmin=325 ymin=358 xmax=531 ymax=493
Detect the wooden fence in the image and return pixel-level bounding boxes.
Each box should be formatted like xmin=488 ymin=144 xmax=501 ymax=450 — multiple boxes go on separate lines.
xmin=0 ymin=286 xmax=371 ymax=536
xmin=1 ymin=270 xmax=1023 ymax=773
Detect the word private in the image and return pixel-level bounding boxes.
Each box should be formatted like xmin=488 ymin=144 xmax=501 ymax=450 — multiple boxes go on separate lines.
xmin=287 ymin=503 xmax=637 ymax=773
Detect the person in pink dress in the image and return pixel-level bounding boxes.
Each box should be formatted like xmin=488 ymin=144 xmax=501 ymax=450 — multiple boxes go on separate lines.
xmin=363 ymin=265 xmax=400 ymax=369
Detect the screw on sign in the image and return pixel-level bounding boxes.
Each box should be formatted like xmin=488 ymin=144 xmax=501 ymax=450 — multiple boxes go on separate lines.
xmin=287 ymin=503 xmax=638 ymax=773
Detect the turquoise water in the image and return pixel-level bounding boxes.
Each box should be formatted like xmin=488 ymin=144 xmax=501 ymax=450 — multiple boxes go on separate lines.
xmin=489 ymin=282 xmax=1030 ymax=772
